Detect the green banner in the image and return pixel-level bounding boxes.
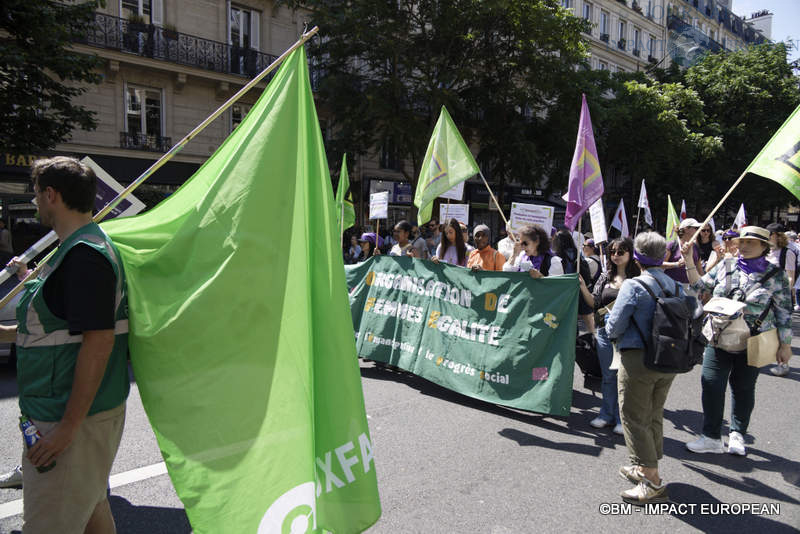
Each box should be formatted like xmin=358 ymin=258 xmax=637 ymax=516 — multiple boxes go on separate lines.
xmin=346 ymin=256 xmax=578 ymax=416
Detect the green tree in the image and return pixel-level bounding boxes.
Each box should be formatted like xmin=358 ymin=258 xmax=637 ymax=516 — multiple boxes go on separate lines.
xmin=0 ymin=0 xmax=104 ymax=153
xmin=684 ymin=43 xmax=800 ymax=223
xmin=289 ymin=0 xmax=589 ymax=192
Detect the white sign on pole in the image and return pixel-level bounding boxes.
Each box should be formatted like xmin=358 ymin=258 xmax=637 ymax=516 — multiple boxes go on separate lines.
xmin=439 ymin=181 xmax=465 ymax=201
xmin=369 ymin=191 xmax=389 ymax=220
xmin=509 ymin=202 xmax=554 ymax=236
xmin=81 ymin=156 xmax=146 ymax=218
xmin=589 ymin=199 xmax=608 ymax=243
xmin=439 ymin=203 xmax=469 ymax=226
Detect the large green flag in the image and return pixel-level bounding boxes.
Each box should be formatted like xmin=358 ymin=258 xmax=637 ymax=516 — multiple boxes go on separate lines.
xmin=102 ymin=48 xmax=381 ymax=533
xmin=746 ymin=104 xmax=800 ymax=201
xmin=666 ymin=194 xmax=680 ymax=243
xmin=336 ymin=153 xmax=356 ymax=233
xmin=413 ymin=106 xmax=480 ymax=224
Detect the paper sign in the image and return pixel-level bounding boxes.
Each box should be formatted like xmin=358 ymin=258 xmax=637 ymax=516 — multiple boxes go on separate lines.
xmin=439 ymin=181 xmax=465 ymax=201
xmin=81 ymin=157 xmax=146 ymax=219
xmin=369 ymin=191 xmax=389 ymax=220
xmin=439 ymin=203 xmax=469 ymax=226
xmin=589 ymin=199 xmax=608 ymax=243
xmin=510 ymin=202 xmax=554 ymax=236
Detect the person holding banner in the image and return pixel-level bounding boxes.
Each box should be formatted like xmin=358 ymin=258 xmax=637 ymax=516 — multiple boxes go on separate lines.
xmin=467 ymin=224 xmax=506 ymax=271
xmin=503 ymin=224 xmax=562 ymax=277
xmin=389 ymin=221 xmax=414 ymax=256
xmin=432 ymin=219 xmax=469 ymax=267
xmin=605 ymin=231 xmax=678 ymax=505
xmin=357 ymin=233 xmax=382 ymax=260
xmin=578 ymin=237 xmax=640 ymax=435
xmin=0 ymin=157 xmax=130 ymax=532
xmin=683 ymin=227 xmax=792 ymax=455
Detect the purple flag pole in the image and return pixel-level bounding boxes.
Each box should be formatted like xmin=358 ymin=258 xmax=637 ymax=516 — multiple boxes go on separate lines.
xmin=564 ymin=94 xmax=604 ymax=230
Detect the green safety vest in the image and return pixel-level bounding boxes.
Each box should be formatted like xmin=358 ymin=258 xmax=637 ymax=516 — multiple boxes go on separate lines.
xmin=16 ymin=222 xmax=130 ymax=422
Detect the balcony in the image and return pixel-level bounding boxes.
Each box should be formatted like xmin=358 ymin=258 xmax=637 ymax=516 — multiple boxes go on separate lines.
xmin=120 ymin=132 xmax=172 ymax=152
xmin=600 ymin=33 xmax=610 ymax=43
xmin=77 ymin=12 xmax=279 ymax=79
xmin=647 ymin=55 xmax=657 ymax=63
xmin=617 ymin=38 xmax=626 ymax=50
xmin=632 ymin=49 xmax=641 ymax=57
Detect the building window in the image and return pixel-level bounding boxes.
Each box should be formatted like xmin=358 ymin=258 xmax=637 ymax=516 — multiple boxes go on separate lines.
xmin=618 ymin=20 xmax=627 ymax=42
xmin=633 ymin=27 xmax=641 ymax=50
xmin=561 ymin=0 xmax=572 ymax=9
xmin=229 ymin=5 xmax=260 ymax=74
xmin=600 ymin=10 xmax=609 ymax=34
xmin=380 ymin=139 xmax=401 ymax=171
xmin=599 ymin=61 xmax=608 ymax=71
xmin=124 ymin=84 xmax=167 ymax=150
xmin=648 ymin=34 xmax=656 ymax=55
xmin=121 ymin=0 xmax=162 ymax=25
xmin=583 ymin=2 xmax=593 ymax=21
xmin=231 ymin=103 xmax=251 ymax=131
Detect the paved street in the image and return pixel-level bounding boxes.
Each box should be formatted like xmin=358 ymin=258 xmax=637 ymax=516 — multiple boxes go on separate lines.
xmin=0 ymin=322 xmax=799 ymax=533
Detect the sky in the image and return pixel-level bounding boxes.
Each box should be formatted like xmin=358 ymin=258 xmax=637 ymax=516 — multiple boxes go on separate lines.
xmin=732 ymin=0 xmax=800 ymax=63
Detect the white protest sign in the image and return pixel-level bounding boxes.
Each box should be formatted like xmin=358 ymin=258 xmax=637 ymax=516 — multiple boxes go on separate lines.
xmin=439 ymin=181 xmax=465 ymax=201
xmin=439 ymin=203 xmax=469 ymax=226
xmin=589 ymin=199 xmax=608 ymax=243
xmin=82 ymin=156 xmax=146 ymax=218
xmin=369 ymin=191 xmax=389 ymax=220
xmin=510 ymin=202 xmax=554 ymax=236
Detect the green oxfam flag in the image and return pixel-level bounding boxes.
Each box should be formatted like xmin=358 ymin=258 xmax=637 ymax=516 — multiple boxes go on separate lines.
xmin=102 ymin=48 xmax=380 ymax=533
xmin=413 ymin=106 xmax=480 ymax=224
xmin=666 ymin=195 xmax=680 ymax=243
xmin=746 ymin=104 xmax=800 ymax=201
xmin=336 ymin=153 xmax=356 ymax=233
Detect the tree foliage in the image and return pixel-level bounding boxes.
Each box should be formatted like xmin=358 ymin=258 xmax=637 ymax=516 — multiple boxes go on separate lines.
xmin=0 ymin=0 xmax=104 ymax=153
xmin=291 ymin=0 xmax=589 ymax=188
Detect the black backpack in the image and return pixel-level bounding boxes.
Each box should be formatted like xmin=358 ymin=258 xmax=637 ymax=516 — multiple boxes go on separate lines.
xmin=631 ymin=275 xmax=705 ymax=373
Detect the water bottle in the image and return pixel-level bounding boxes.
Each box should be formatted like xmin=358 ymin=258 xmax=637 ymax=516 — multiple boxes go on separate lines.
xmin=19 ymin=415 xmax=56 ymax=473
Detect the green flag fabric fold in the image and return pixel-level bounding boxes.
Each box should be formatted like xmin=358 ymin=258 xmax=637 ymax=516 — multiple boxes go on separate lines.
xmin=746 ymin=104 xmax=800 ymax=201
xmin=336 ymin=153 xmax=356 ymax=233
xmin=102 ymin=48 xmax=380 ymax=533
xmin=413 ymin=106 xmax=480 ymax=225
xmin=666 ymin=195 xmax=680 ymax=243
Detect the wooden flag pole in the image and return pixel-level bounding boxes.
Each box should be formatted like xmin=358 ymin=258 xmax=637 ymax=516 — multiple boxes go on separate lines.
xmin=375 ymin=219 xmax=380 ymax=256
xmin=634 ymin=207 xmax=642 ymax=237
xmin=478 ymin=172 xmax=516 ymax=241
xmin=0 ymin=26 xmax=321 ymax=311
xmin=687 ymin=169 xmax=748 ymax=248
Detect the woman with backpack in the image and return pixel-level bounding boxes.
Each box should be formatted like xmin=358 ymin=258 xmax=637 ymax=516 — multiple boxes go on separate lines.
xmin=578 ymin=237 xmax=640 ymax=435
xmin=502 ymin=224 xmax=562 ymax=277
xmin=683 ymin=226 xmax=793 ymax=455
xmin=604 ymin=231 xmax=681 ymax=505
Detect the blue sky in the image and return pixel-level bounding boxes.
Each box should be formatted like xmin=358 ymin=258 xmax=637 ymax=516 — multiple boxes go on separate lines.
xmin=732 ymin=0 xmax=800 ymax=62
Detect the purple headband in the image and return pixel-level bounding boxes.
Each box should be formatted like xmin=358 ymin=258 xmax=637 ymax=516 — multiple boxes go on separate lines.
xmin=633 ymin=249 xmax=663 ymax=267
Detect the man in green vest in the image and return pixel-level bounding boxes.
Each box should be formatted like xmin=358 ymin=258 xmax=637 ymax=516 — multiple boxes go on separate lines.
xmin=0 ymin=156 xmax=129 ymax=533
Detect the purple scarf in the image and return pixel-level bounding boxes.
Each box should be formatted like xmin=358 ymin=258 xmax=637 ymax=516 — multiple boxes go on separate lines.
xmin=737 ymin=255 xmax=768 ymax=275
xmin=633 ymin=250 xmax=663 ymax=267
xmin=522 ymin=253 xmax=545 ymax=271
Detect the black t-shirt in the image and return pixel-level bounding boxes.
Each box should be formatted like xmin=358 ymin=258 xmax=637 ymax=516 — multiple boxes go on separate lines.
xmin=42 ymin=244 xmax=117 ymax=335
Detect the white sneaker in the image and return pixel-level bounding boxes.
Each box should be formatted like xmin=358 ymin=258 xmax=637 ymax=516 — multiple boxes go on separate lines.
xmin=0 ymin=465 xmax=22 ymax=489
xmin=727 ymin=431 xmax=746 ymax=456
xmin=770 ymin=363 xmax=790 ymax=377
xmin=613 ymin=423 xmax=624 ymax=435
xmin=590 ymin=417 xmax=613 ymax=429
xmin=686 ymin=435 xmax=725 ymax=454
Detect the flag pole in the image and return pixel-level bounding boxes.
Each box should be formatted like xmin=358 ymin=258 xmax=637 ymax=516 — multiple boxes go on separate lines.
xmin=478 ymin=172 xmax=515 ymax=241
xmin=687 ymin=169 xmax=748 ymax=247
xmin=0 ymin=26 xmax=321 ymax=311
xmin=375 ymin=219 xmax=380 ymax=256
xmin=634 ymin=207 xmax=641 ymax=237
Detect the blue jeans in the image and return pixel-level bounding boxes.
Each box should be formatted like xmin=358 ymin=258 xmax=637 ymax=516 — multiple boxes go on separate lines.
xmin=701 ymin=346 xmax=760 ymax=439
xmin=595 ymin=328 xmax=620 ymax=425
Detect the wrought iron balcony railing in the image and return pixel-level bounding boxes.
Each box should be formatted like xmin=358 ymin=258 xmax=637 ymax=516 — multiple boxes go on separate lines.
xmin=120 ymin=131 xmax=172 ymax=152
xmin=78 ymin=12 xmax=279 ymax=79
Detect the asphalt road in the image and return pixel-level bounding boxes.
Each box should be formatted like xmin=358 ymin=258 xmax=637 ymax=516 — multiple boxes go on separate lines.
xmin=0 ymin=325 xmax=798 ymax=533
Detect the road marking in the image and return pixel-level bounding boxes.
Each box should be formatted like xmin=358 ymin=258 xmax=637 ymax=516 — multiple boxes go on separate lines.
xmin=0 ymin=461 xmax=168 ymax=520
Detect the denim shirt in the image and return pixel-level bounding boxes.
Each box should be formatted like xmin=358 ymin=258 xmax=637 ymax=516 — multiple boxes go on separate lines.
xmin=604 ymin=268 xmax=685 ymax=349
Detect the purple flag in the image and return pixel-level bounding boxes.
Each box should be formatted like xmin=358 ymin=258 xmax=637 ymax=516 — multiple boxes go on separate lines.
xmin=564 ymin=94 xmax=604 ymax=230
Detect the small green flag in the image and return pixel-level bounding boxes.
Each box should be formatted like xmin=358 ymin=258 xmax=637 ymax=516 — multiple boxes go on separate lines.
xmin=336 ymin=153 xmax=356 ymax=233
xmin=666 ymin=194 xmax=680 ymax=243
xmin=746 ymin=104 xmax=800 ymax=201
xmin=413 ymin=106 xmax=480 ymax=225
xmin=103 ymin=47 xmax=380 ymax=533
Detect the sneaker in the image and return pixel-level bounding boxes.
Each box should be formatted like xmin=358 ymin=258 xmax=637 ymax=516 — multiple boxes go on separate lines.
xmin=619 ymin=465 xmax=645 ymax=484
xmin=686 ymin=435 xmax=725 ymax=454
xmin=0 ymin=465 xmax=22 ymax=489
xmin=613 ymin=423 xmax=624 ymax=435
xmin=770 ymin=363 xmax=790 ymax=377
xmin=621 ymin=478 xmax=669 ymax=506
xmin=794 ymin=305 xmax=800 ymax=312
xmin=727 ymin=431 xmax=746 ymax=456
xmin=590 ymin=417 xmax=613 ymax=429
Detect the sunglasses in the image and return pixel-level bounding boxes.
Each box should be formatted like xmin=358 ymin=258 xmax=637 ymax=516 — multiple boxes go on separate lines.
xmin=609 ymin=249 xmax=628 ymax=256
xmin=520 ymin=238 xmax=538 ymax=246
xmin=701 ymin=229 xmax=711 ymax=232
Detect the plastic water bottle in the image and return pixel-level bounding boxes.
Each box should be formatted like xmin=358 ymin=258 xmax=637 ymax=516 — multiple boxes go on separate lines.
xmin=19 ymin=415 xmax=56 ymax=473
